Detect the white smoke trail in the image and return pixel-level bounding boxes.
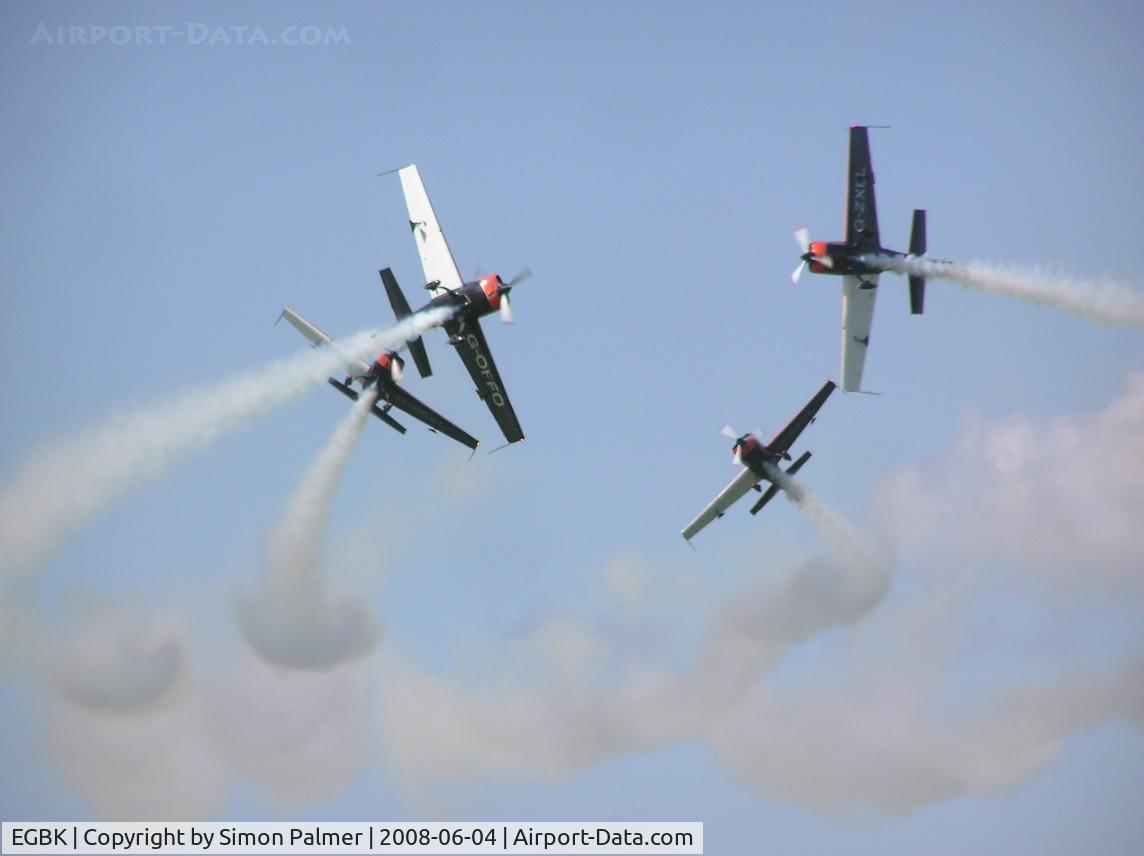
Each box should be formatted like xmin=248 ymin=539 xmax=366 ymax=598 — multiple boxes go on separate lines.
xmin=765 ymin=463 xmax=892 ymax=591
xmin=681 ymin=466 xmax=894 ymax=707
xmin=237 ymin=387 xmax=380 ymax=670
xmin=0 ymin=307 xmax=454 ymax=579
xmin=45 ymin=643 xmax=374 ymax=818
xmin=862 ymin=254 xmax=1144 ymax=331
xmin=378 ymin=472 xmax=899 ymax=788
xmin=41 ymin=605 xmax=186 ymax=713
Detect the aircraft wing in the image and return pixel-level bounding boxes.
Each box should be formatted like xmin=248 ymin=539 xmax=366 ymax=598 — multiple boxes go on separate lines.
xmin=845 ymin=126 xmax=880 ymax=250
xmin=381 ymin=383 xmax=479 ymax=451
xmin=767 ymin=380 xmax=836 ymax=456
xmin=840 ymin=274 xmax=879 ymax=392
xmin=279 ymin=307 xmax=371 ymax=376
xmin=682 ymin=467 xmax=759 ymax=541
xmin=398 ymin=165 xmax=465 ymax=294
xmin=446 ymin=316 xmax=524 ymax=444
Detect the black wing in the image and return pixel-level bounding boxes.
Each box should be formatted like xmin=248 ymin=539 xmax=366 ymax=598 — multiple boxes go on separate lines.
xmin=845 ymin=126 xmax=880 ymax=250
xmin=381 ymin=382 xmax=479 ymax=450
xmin=766 ymin=380 xmax=835 ymax=457
xmin=445 ymin=316 xmax=524 ymax=444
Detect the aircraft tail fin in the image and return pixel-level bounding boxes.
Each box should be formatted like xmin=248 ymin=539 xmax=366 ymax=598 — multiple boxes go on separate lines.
xmin=908 ymin=209 xmax=926 ymax=315
xmin=750 ymin=451 xmax=812 ymax=515
xmin=379 ymin=268 xmax=432 ymax=378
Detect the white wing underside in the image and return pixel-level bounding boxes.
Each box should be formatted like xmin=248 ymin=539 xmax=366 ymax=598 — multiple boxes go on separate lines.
xmin=840 ymin=274 xmax=879 ymax=392
xmin=682 ymin=467 xmax=760 ymax=541
xmin=279 ymin=307 xmax=371 ymax=377
xmin=398 ymin=165 xmax=464 ymax=294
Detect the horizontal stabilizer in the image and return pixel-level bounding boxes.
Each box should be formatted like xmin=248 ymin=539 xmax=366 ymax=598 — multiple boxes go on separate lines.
xmin=327 ymin=378 xmax=407 ymax=434
xmin=786 ymin=450 xmax=812 ymax=476
xmin=909 ymin=277 xmax=925 ymax=314
xmin=908 ymin=209 xmax=926 ymax=314
xmin=749 ymin=484 xmax=781 ymax=515
xmin=909 ymin=209 xmax=926 ymax=255
xmin=379 ymin=268 xmax=413 ymax=318
xmin=750 ymin=451 xmax=812 ymax=515
xmin=380 ymin=268 xmax=432 ymax=378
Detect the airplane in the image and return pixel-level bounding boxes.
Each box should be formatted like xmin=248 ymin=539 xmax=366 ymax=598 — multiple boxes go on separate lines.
xmin=378 ymin=165 xmax=528 ymax=446
xmin=681 ymin=380 xmax=836 ymax=542
xmin=790 ymin=125 xmax=929 ymax=392
xmin=277 ymin=305 xmax=480 ymax=450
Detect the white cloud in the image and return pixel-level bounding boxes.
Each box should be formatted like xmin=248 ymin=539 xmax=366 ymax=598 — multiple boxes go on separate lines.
xmin=207 ymin=654 xmax=372 ymax=803
xmin=17 ymin=591 xmax=374 ymax=818
xmin=711 ymin=658 xmax=1144 ymax=814
xmin=873 ymin=373 xmax=1144 ymax=584
xmin=48 ymin=674 xmax=227 ymax=820
xmin=42 ymin=602 xmax=185 ymax=713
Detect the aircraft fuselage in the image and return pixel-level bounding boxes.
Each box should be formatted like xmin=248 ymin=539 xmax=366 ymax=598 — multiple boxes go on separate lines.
xmin=735 ymin=436 xmax=792 ymax=479
xmin=403 ymin=272 xmax=522 ymax=438
xmin=413 ymin=275 xmax=506 ymax=324
xmin=358 ymin=352 xmax=404 ymax=390
xmin=804 ymin=241 xmax=904 ymax=277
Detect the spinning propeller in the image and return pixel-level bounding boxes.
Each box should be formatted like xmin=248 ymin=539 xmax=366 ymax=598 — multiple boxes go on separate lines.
xmin=790 ymin=226 xmax=832 ymax=283
xmin=721 ymin=425 xmax=765 ymax=466
xmin=496 ymin=267 xmax=532 ymax=324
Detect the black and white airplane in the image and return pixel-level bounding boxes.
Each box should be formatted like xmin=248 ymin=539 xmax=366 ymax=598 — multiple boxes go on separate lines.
xmin=379 ymin=165 xmax=528 ymax=446
xmin=681 ymin=380 xmax=836 ymax=542
xmin=278 ymin=305 xmax=479 ymax=450
xmin=791 ymin=126 xmax=929 ymax=392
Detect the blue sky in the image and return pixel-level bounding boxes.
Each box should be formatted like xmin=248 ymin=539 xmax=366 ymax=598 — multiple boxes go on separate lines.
xmin=2 ymin=1 xmax=1143 ymax=853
